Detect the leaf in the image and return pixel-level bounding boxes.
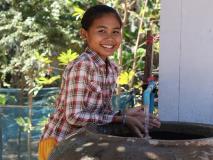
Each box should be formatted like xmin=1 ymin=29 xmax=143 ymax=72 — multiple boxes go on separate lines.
xmin=0 ymin=94 xmax=6 ymax=105
xmin=35 ymin=51 xmax=52 ymax=64
xmin=137 ymin=48 xmax=146 ymax=56
xmin=15 ymin=117 xmax=26 ymax=127
xmin=15 ymin=117 xmax=32 ymax=132
xmin=117 ymin=70 xmax=135 ymax=85
xmin=34 ymin=116 xmax=49 ymax=131
xmin=57 ymin=49 xmax=79 ymax=65
xmin=72 ymin=5 xmax=85 ymax=20
xmin=29 ymin=85 xmax=43 ymax=96
xmin=35 ymin=75 xmax=61 ymax=85
xmin=128 ymin=70 xmax=135 ymax=81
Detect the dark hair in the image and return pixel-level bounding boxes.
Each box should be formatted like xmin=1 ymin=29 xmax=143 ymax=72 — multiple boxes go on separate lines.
xmin=81 ymin=5 xmax=122 ymax=30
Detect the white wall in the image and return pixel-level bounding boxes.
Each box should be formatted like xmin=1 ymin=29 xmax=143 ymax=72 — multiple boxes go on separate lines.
xmin=159 ymin=0 xmax=213 ymax=124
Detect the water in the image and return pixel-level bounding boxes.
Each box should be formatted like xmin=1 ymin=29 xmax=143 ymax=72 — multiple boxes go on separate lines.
xmin=144 ymin=105 xmax=151 ymax=139
xmin=143 ymin=81 xmax=157 ymax=139
xmin=149 ymin=131 xmax=207 ymax=140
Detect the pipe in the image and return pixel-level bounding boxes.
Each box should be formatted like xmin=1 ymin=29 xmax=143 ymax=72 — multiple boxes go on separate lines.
xmin=143 ymin=80 xmax=156 ymax=114
xmin=143 ymin=79 xmax=157 ymax=139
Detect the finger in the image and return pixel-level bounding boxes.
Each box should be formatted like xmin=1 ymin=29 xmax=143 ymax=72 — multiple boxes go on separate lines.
xmin=149 ymin=119 xmax=161 ymax=128
xmin=140 ymin=115 xmax=160 ymax=128
xmin=133 ymin=127 xmax=143 ymax=138
xmin=149 ymin=115 xmax=160 ymax=124
xmin=129 ymin=110 xmax=145 ymax=118
xmin=127 ymin=106 xmax=143 ymax=114
xmin=149 ymin=114 xmax=160 ymax=121
xmin=126 ymin=116 xmax=145 ymax=137
xmin=148 ymin=125 xmax=153 ymax=129
xmin=135 ymin=120 xmax=145 ymax=133
xmin=134 ymin=106 xmax=143 ymax=111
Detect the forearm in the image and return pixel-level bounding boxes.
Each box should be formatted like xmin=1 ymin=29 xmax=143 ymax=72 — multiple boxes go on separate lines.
xmin=112 ymin=110 xmax=128 ymax=125
xmin=112 ymin=115 xmax=123 ymax=123
xmin=66 ymin=110 xmax=116 ymax=126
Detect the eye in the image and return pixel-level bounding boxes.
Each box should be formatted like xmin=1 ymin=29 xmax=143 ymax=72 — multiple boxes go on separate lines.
xmin=98 ymin=30 xmax=106 ymax=33
xmin=113 ymin=30 xmax=120 ymax=34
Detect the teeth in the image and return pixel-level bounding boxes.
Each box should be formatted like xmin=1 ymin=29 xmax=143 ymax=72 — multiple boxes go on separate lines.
xmin=102 ymin=45 xmax=113 ymax=49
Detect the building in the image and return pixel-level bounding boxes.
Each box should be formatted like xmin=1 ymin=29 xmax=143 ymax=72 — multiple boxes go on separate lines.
xmin=159 ymin=0 xmax=213 ymax=124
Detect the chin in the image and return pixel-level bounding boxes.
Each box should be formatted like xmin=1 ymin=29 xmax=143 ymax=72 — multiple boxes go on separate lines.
xmin=105 ymin=52 xmax=114 ymax=57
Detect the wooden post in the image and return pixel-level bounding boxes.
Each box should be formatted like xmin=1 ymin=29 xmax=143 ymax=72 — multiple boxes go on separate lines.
xmin=19 ymin=77 xmax=25 ymax=105
xmin=143 ymin=30 xmax=154 ymax=83
xmin=28 ymin=80 xmax=33 ymax=160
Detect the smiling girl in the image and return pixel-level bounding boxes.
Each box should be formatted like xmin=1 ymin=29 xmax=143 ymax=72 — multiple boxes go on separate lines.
xmin=38 ymin=5 xmax=160 ymax=160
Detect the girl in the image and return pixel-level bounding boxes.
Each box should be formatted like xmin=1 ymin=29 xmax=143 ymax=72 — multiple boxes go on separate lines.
xmin=38 ymin=4 xmax=160 ymax=160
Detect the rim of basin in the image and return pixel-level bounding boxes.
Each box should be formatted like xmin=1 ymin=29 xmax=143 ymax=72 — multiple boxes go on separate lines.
xmin=85 ymin=121 xmax=213 ymax=147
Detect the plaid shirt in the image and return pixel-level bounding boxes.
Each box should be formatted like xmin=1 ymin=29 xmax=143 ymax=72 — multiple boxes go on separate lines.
xmin=41 ymin=48 xmax=118 ymax=142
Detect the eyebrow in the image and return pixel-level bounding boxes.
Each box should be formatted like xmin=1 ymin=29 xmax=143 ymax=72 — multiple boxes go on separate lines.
xmin=96 ymin=25 xmax=121 ymax=30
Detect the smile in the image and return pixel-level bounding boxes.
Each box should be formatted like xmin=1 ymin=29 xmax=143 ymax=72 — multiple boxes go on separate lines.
xmin=101 ymin=44 xmax=114 ymax=49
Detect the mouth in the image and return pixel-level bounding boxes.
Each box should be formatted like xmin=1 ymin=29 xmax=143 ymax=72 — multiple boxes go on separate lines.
xmin=101 ymin=44 xmax=114 ymax=49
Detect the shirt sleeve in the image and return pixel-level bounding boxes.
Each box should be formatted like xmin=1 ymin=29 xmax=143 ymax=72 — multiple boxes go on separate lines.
xmin=63 ymin=61 xmax=116 ymax=126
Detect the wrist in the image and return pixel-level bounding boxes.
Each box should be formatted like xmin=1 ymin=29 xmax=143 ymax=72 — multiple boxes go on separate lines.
xmin=112 ymin=115 xmax=122 ymax=123
xmin=112 ymin=110 xmax=128 ymax=124
xmin=122 ymin=114 xmax=127 ymax=125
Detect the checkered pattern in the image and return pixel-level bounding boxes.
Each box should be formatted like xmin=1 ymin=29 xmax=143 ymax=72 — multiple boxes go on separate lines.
xmin=41 ymin=48 xmax=118 ymax=142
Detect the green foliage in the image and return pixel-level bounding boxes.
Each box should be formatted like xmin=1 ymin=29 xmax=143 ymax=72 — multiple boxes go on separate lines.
xmin=0 ymin=94 xmax=6 ymax=105
xmin=36 ymin=76 xmax=61 ymax=85
xmin=0 ymin=94 xmax=16 ymax=105
xmin=116 ymin=0 xmax=160 ymax=71
xmin=0 ymin=0 xmax=85 ymax=90
xmin=117 ymin=70 xmax=135 ymax=85
xmin=34 ymin=116 xmax=49 ymax=131
xmin=34 ymin=48 xmax=78 ymax=88
xmin=15 ymin=117 xmax=32 ymax=133
xmin=72 ymin=5 xmax=85 ymax=20
xmin=35 ymin=52 xmax=52 ymax=64
xmin=57 ymin=49 xmax=79 ymax=66
xmin=0 ymin=0 xmax=160 ymax=95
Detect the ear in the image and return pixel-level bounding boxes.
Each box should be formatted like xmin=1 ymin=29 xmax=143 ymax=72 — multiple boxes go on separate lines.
xmin=80 ymin=28 xmax=88 ymax=40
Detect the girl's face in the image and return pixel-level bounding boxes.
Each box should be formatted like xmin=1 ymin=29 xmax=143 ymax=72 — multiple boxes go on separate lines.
xmin=81 ymin=13 xmax=122 ymax=60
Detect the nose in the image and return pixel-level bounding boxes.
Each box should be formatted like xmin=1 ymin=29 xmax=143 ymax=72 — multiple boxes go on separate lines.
xmin=104 ymin=33 xmax=116 ymax=41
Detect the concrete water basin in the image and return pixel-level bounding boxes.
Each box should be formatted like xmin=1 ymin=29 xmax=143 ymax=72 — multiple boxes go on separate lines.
xmin=49 ymin=121 xmax=213 ymax=160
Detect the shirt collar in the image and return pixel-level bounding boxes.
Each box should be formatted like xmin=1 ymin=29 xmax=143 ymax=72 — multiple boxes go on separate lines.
xmin=85 ymin=47 xmax=109 ymax=68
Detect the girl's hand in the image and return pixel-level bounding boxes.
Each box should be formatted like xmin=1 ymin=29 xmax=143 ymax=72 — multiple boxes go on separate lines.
xmin=126 ymin=107 xmax=161 ymax=128
xmin=124 ymin=107 xmax=161 ymax=137
xmin=125 ymin=115 xmax=144 ymax=138
xmin=125 ymin=106 xmax=143 ymax=115
xmin=149 ymin=114 xmax=161 ymax=128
